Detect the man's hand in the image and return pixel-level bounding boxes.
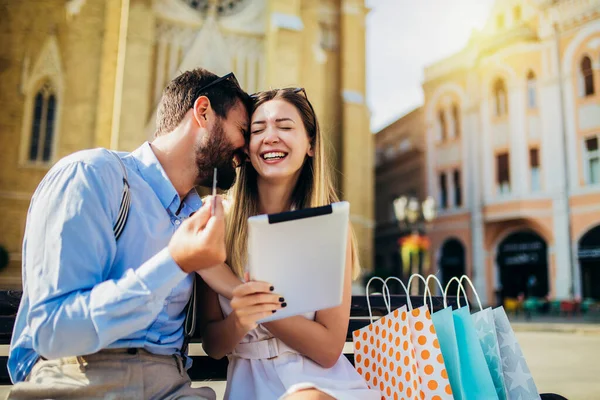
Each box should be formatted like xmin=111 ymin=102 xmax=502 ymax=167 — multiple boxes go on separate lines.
xmin=169 ymin=196 xmax=226 ymax=273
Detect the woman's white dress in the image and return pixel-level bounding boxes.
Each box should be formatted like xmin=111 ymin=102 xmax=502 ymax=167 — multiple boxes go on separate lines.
xmin=218 ymin=295 xmax=379 ymax=400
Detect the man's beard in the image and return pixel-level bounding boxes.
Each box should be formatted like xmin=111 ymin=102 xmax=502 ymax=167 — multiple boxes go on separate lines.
xmin=194 ymin=121 xmax=238 ymax=190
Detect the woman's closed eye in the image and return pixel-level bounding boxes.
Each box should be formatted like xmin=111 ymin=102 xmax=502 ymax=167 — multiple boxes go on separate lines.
xmin=251 ymin=125 xmax=293 ymax=134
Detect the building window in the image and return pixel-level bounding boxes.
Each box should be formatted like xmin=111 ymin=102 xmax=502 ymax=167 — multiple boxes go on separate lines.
xmin=28 ymin=81 xmax=57 ymax=163
xmin=398 ymin=138 xmax=411 ymax=152
xmin=497 ymin=14 xmax=504 ymax=29
xmin=389 ymin=195 xmax=398 ymax=221
xmin=585 ymin=137 xmax=600 ymax=185
xmin=438 ymin=110 xmax=447 ymax=141
xmin=439 ymin=173 xmax=448 ymax=209
xmin=513 ymin=6 xmax=522 ymax=22
xmin=527 ymin=70 xmax=537 ymax=109
xmin=452 ymin=104 xmax=460 ymax=138
xmin=581 ymin=56 xmax=595 ymax=97
xmin=530 ymin=148 xmax=541 ymax=192
xmin=494 ymin=79 xmax=508 ymax=117
xmin=453 ymin=169 xmax=462 ymax=207
xmin=496 ymin=152 xmax=511 ymax=195
xmin=319 ymin=22 xmax=338 ymax=51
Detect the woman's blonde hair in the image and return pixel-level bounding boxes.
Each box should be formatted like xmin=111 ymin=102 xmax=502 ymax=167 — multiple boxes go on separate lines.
xmin=224 ymin=88 xmax=361 ymax=280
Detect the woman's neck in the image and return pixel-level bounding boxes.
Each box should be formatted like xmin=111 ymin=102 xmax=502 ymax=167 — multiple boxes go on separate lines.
xmin=257 ymin=176 xmax=298 ymax=215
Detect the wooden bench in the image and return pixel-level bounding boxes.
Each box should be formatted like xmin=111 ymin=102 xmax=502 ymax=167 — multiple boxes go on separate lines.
xmin=0 ymin=289 xmax=456 ymax=384
xmin=0 ymin=290 xmax=565 ymax=399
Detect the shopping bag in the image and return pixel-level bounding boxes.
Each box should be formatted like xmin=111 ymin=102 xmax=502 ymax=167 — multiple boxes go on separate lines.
xmin=424 ymin=275 xmax=465 ymax=400
xmin=453 ymin=306 xmax=499 ymax=399
xmin=352 ymin=277 xmax=421 ymax=399
xmin=389 ymin=275 xmax=454 ymax=400
xmin=457 ymin=276 xmax=507 ymax=400
xmin=493 ymin=306 xmax=541 ymax=400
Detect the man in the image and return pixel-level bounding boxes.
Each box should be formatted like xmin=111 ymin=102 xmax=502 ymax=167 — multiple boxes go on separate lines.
xmin=8 ymin=68 xmax=251 ymax=399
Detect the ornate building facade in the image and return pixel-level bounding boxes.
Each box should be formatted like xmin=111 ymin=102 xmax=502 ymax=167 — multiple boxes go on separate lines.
xmin=423 ymin=0 xmax=600 ymax=305
xmin=0 ymin=0 xmax=373 ymax=288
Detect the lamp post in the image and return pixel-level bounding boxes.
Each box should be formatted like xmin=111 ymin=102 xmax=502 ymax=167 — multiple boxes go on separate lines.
xmin=393 ymin=196 xmax=437 ymax=294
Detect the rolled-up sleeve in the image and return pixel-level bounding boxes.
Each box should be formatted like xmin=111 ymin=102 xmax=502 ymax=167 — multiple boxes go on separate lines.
xmin=25 ymin=161 xmax=187 ymax=359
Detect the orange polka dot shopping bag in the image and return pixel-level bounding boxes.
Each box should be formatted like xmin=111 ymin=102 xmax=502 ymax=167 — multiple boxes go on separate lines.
xmin=352 ymin=277 xmax=453 ymax=400
xmin=391 ymin=276 xmax=454 ymax=400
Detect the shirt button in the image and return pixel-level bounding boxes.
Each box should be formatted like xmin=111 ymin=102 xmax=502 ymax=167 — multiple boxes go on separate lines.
xmin=174 ymin=219 xmax=181 ymax=226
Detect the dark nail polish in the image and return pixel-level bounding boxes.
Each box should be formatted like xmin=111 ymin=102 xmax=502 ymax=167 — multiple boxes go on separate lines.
xmin=279 ymin=297 xmax=285 ymax=302
xmin=270 ymin=286 xmax=274 ymax=291
xmin=281 ymin=302 xmax=287 ymax=308
xmin=272 ymin=310 xmax=277 ymax=313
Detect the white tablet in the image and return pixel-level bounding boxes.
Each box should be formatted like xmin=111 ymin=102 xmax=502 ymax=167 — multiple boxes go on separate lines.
xmin=247 ymin=201 xmax=350 ymax=323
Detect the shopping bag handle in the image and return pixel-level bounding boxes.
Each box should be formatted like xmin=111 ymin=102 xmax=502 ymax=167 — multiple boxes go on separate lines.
xmin=382 ymin=276 xmax=412 ymax=311
xmin=365 ymin=276 xmax=391 ymax=323
xmin=457 ymin=275 xmax=483 ymax=311
xmin=423 ymin=274 xmax=445 ymax=312
xmin=444 ymin=276 xmax=468 ymax=309
xmin=407 ymin=273 xmax=429 ymax=305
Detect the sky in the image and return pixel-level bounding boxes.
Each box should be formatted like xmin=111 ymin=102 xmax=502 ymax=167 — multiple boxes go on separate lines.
xmin=366 ymin=0 xmax=496 ymax=132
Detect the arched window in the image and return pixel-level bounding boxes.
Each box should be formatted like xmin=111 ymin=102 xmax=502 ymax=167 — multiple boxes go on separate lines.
xmin=494 ymin=78 xmax=508 ymax=117
xmin=581 ymin=56 xmax=594 ymax=97
xmin=28 ymin=81 xmax=57 ymax=163
xmin=527 ymin=70 xmax=537 ymax=109
xmin=452 ymin=104 xmax=460 ymax=138
xmin=513 ymin=6 xmax=522 ymax=22
xmin=438 ymin=110 xmax=447 ymax=141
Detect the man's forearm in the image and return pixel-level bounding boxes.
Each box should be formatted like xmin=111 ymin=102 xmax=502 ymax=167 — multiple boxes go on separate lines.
xmin=28 ymin=248 xmax=188 ymax=359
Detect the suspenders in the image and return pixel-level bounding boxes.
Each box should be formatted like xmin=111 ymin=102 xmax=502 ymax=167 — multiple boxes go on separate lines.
xmin=108 ymin=151 xmax=196 ymax=355
xmin=109 ymin=151 xmax=131 ymax=241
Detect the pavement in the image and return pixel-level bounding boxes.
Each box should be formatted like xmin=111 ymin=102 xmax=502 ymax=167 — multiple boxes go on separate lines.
xmin=516 ymin=330 xmax=600 ymax=399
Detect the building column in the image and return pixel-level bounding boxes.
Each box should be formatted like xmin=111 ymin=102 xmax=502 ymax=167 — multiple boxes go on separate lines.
xmin=340 ymin=0 xmax=373 ymax=271
xmin=539 ymin=31 xmax=575 ymax=299
xmin=94 ymin=0 xmax=126 ymax=149
xmin=117 ymin=0 xmax=154 ymax=151
xmin=508 ymin=83 xmax=528 ymax=196
xmin=154 ymin=37 xmax=168 ymax=106
xmin=265 ymin=0 xmax=303 ymax=87
xmin=479 ymin=98 xmax=494 ymax=202
xmin=466 ymin=105 xmax=487 ymax=305
xmin=426 ymin=126 xmax=436 ymax=202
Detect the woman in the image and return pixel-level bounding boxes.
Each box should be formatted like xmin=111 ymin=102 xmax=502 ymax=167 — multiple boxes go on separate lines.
xmin=198 ymin=88 xmax=378 ymax=400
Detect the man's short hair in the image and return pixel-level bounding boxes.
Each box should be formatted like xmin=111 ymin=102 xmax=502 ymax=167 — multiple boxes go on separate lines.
xmin=155 ymin=68 xmax=251 ymax=136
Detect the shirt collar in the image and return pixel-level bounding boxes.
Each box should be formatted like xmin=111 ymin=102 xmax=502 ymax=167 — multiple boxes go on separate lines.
xmin=130 ymin=142 xmax=202 ymax=216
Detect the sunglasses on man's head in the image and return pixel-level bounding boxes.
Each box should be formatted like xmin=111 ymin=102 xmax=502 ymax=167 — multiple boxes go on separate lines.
xmin=197 ymin=72 xmax=241 ymax=94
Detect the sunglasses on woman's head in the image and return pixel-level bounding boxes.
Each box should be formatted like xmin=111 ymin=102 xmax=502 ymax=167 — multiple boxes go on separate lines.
xmin=250 ymin=87 xmax=316 ymax=126
xmin=250 ymin=87 xmax=307 ymax=99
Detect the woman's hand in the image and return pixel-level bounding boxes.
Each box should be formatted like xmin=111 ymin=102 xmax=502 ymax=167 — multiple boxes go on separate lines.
xmin=199 ymin=273 xmax=283 ymax=359
xmin=229 ymin=273 xmax=285 ymax=333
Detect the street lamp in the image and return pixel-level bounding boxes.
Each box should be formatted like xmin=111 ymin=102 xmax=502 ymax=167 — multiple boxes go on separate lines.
xmin=393 ymin=195 xmax=437 ymax=294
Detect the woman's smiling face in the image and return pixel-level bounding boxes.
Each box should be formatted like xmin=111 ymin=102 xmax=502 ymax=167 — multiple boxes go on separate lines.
xmin=249 ymin=99 xmax=314 ymax=182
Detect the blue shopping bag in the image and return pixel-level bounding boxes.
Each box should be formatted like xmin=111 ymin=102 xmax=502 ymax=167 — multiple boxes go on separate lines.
xmin=453 ymin=305 xmax=499 ymax=399
xmin=425 ymin=275 xmax=464 ymax=400
xmin=457 ymin=276 xmax=507 ymax=400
